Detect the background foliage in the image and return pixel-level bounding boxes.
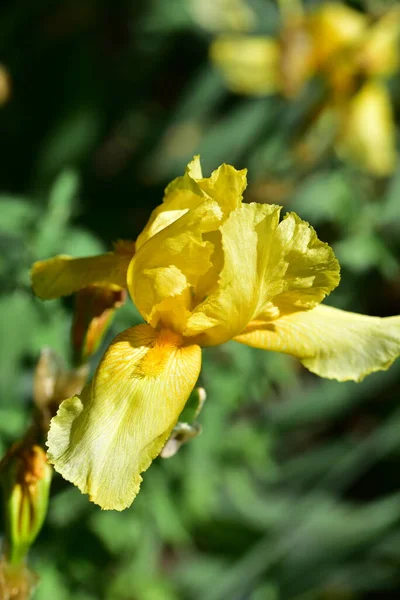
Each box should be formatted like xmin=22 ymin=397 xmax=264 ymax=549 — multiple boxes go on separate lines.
xmin=1 ymin=0 xmax=400 ymax=598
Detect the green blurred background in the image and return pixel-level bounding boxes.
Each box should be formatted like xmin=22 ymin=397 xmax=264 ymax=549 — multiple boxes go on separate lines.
xmin=1 ymin=0 xmax=400 ymax=598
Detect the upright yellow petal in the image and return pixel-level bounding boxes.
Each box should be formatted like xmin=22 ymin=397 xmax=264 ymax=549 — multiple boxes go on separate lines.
xmin=46 ymin=325 xmax=201 ymax=510
xmin=196 ymin=163 xmax=247 ymax=214
xmin=337 ymin=81 xmax=396 ymax=176
xmin=136 ymin=157 xmax=205 ymax=250
xmin=210 ymin=35 xmax=280 ymax=96
xmin=31 ymin=244 xmax=135 ymax=300
xmin=162 ymin=157 xmax=247 ymax=213
xmin=235 ymin=304 xmax=400 ymax=382
xmin=131 ymin=159 xmax=248 ymax=333
xmin=184 ymin=203 xmax=339 ymax=346
xmin=130 ymin=200 xmax=223 ymax=331
xmin=136 ymin=158 xmax=246 ymax=250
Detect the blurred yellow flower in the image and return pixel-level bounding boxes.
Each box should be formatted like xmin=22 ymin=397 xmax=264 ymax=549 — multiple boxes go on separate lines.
xmin=336 ymin=81 xmax=396 ymax=177
xmin=190 ymin=0 xmax=254 ymax=32
xmin=210 ymin=3 xmax=400 ymax=175
xmin=32 ymin=158 xmax=400 ymax=510
xmin=210 ymin=36 xmax=281 ymax=95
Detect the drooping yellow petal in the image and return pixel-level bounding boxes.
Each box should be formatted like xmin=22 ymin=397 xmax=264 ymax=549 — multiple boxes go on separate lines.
xmin=31 ymin=244 xmax=135 ymax=300
xmin=184 ymin=203 xmax=339 ymax=346
xmin=235 ymin=304 xmax=400 ymax=382
xmin=46 ymin=325 xmax=201 ymax=510
xmin=337 ymin=81 xmax=396 ymax=176
xmin=136 ymin=157 xmax=247 ymax=250
xmin=210 ymin=35 xmax=280 ymax=96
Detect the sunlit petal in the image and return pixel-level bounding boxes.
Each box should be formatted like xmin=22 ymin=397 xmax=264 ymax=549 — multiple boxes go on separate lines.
xmin=129 ymin=200 xmax=224 ymax=330
xmin=185 ymin=204 xmax=339 ymax=346
xmin=136 ymin=157 xmax=205 ymax=250
xmin=196 ymin=163 xmax=247 ymax=213
xmin=136 ymin=158 xmax=247 ymax=250
xmin=235 ymin=304 xmax=400 ymax=381
xmin=47 ymin=325 xmax=201 ymax=510
xmin=31 ymin=247 xmax=135 ymax=300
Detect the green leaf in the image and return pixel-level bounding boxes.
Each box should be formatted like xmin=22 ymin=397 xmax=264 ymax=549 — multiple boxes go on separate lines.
xmin=34 ymin=169 xmax=80 ymax=257
xmin=0 ymin=197 xmax=38 ymax=232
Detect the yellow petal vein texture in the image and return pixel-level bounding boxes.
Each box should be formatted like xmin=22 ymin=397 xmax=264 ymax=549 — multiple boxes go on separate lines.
xmin=235 ymin=304 xmax=400 ymax=382
xmin=184 ymin=203 xmax=339 ymax=346
xmin=210 ymin=35 xmax=280 ymax=95
xmin=31 ymin=250 xmax=134 ymax=299
xmin=46 ymin=325 xmax=201 ymax=510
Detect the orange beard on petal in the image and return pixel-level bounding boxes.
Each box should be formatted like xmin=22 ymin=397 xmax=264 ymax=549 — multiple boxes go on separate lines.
xmin=136 ymin=328 xmax=184 ymax=379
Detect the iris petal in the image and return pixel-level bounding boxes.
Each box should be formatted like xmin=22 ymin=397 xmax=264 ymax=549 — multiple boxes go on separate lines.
xmin=184 ymin=203 xmax=339 ymax=346
xmin=136 ymin=158 xmax=247 ymax=250
xmin=31 ymin=250 xmax=134 ymax=300
xmin=47 ymin=324 xmax=201 ymax=510
xmin=235 ymin=304 xmax=400 ymax=382
xmin=129 ymin=200 xmax=223 ymax=329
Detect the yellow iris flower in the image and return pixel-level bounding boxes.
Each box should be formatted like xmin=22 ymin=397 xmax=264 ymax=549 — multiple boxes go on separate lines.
xmin=210 ymin=3 xmax=400 ymax=175
xmin=31 ymin=157 xmax=400 ymax=510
